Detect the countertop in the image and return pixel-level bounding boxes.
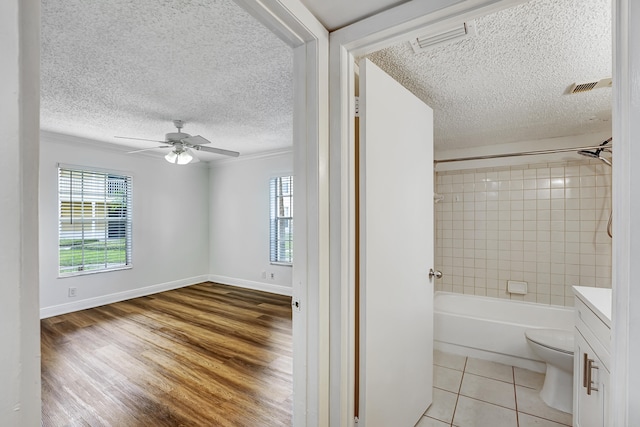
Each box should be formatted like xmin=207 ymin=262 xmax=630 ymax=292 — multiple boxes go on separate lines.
xmin=573 ymin=286 xmax=612 ymax=328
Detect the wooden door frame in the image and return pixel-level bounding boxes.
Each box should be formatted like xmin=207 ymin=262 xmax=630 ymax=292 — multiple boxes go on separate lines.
xmin=328 ymin=0 xmax=637 ymax=425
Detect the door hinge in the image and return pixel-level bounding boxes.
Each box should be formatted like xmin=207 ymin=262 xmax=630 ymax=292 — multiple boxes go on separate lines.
xmin=354 ymin=96 xmax=360 ymax=117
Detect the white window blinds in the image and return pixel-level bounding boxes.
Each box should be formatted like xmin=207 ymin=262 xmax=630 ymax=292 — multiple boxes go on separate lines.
xmin=269 ymin=175 xmax=293 ymax=264
xmin=58 ymin=166 xmax=132 ymax=276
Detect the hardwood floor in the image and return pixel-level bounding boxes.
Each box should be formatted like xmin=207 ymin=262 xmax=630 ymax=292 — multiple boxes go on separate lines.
xmin=41 ymin=282 xmax=293 ymax=426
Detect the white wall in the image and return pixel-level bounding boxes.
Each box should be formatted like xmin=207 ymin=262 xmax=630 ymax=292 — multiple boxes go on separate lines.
xmin=39 ymin=132 xmax=210 ymax=317
xmin=209 ymin=150 xmax=293 ymax=295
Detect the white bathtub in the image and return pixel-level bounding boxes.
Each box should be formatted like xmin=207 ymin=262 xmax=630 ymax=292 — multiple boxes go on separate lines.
xmin=434 ymin=291 xmax=574 ymax=372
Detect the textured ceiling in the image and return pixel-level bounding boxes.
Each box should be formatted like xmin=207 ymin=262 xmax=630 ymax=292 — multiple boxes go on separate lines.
xmin=298 ymin=0 xmax=409 ymax=31
xmin=366 ymin=0 xmax=612 ymax=150
xmin=41 ymin=0 xmax=293 ymax=161
xmin=42 ymin=0 xmax=612 ymax=161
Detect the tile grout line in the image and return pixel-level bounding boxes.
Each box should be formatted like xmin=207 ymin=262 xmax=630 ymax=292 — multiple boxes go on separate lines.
xmin=513 ymin=366 xmax=520 ymax=427
xmin=439 ymin=355 xmax=572 ymax=427
xmin=449 ymin=356 xmax=468 ymax=427
xmin=462 ymin=371 xmax=519 ymax=386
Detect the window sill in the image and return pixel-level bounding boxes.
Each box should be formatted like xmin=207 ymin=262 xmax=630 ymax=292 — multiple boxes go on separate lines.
xmin=270 ymin=262 xmax=293 ymax=267
xmin=58 ymin=265 xmax=132 ymax=278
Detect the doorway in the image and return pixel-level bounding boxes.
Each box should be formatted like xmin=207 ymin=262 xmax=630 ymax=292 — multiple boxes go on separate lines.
xmin=328 ymin=0 xmax=632 ymax=424
xmin=6 ymin=0 xmax=328 ymax=424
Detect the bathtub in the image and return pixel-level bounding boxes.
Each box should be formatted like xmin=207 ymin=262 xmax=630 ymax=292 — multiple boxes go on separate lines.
xmin=434 ymin=291 xmax=574 ymax=372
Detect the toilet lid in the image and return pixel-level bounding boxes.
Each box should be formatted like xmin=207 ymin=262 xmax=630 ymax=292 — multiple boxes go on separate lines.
xmin=525 ymin=328 xmax=574 ymax=354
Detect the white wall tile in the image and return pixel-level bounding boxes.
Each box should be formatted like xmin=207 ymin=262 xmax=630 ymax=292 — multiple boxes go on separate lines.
xmin=435 ymin=160 xmax=612 ymax=307
xmin=565 ymin=165 xmax=580 ymax=176
xmin=537 ymin=168 xmax=551 ymax=178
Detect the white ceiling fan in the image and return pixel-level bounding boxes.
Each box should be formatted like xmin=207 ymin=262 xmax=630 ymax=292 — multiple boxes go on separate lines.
xmin=115 ymin=120 xmax=240 ymax=165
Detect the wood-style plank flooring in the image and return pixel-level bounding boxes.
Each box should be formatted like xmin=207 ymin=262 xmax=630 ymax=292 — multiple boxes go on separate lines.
xmin=41 ymin=282 xmax=293 ymax=426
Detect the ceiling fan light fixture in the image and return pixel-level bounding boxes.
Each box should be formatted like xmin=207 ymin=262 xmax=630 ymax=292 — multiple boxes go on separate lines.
xmin=165 ymin=150 xmax=178 ymax=164
xmin=118 ymin=120 xmax=239 ymax=163
xmin=176 ymin=149 xmax=193 ymax=165
xmin=164 ymin=149 xmax=193 ymax=165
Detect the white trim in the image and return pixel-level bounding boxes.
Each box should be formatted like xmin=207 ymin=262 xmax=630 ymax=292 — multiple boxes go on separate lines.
xmin=56 ymin=162 xmax=136 ymax=178
xmin=42 ymin=130 xmax=209 ymax=165
xmin=57 ymin=265 xmax=133 ymax=278
xmin=42 ymin=130 xmax=174 ymax=163
xmin=42 ymin=130 xmax=220 ymax=166
xmin=40 ymin=275 xmax=209 ymax=319
xmin=5 ymin=0 xmax=41 ymax=422
xmin=208 ymin=274 xmax=293 ymax=296
xmin=209 ymin=147 xmax=293 ymax=165
xmin=269 ymin=170 xmax=295 ymax=179
xmin=611 ymin=0 xmax=640 ymax=425
xmin=42 ymin=130 xmax=135 ymax=153
xmin=43 ymin=130 xmax=293 ymax=167
xmin=233 ymin=2 xmax=330 ymax=426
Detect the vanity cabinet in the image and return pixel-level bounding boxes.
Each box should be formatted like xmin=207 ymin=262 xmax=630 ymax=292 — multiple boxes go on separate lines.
xmin=573 ymin=287 xmax=612 ymax=427
xmin=574 ymin=329 xmax=609 ymax=426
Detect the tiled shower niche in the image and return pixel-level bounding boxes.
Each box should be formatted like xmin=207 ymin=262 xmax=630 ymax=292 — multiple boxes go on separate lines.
xmin=434 ymin=160 xmax=612 ymax=307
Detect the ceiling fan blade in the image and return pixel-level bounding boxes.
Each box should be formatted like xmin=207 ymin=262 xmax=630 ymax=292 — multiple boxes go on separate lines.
xmin=127 ymin=146 xmax=168 ymax=154
xmin=182 ymin=135 xmax=211 ymax=145
xmin=195 ymin=145 xmax=240 ymax=157
xmin=114 ymin=136 xmax=169 ymax=144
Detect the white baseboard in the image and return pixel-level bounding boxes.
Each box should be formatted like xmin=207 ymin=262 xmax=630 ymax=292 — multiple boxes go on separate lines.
xmin=40 ymin=275 xmax=209 ymax=319
xmin=208 ymin=274 xmax=292 ymax=296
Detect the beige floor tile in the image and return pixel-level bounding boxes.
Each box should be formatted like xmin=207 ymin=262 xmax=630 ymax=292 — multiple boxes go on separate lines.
xmin=514 ymin=367 xmax=545 ymax=390
xmin=518 ymin=412 xmax=572 ymax=426
xmin=415 ymin=415 xmax=450 ymax=427
xmin=434 ymin=365 xmax=463 ymax=393
xmin=465 ymin=357 xmax=514 ymax=383
xmin=434 ymin=349 xmax=467 ymax=371
xmin=452 ymin=396 xmax=518 ymax=427
xmin=459 ymin=373 xmax=516 ymax=410
xmin=425 ymin=387 xmax=458 ymax=423
xmin=516 ymin=385 xmax=572 ymax=425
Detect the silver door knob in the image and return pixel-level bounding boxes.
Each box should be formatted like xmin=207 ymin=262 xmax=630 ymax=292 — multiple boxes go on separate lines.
xmin=429 ymin=269 xmax=442 ymax=279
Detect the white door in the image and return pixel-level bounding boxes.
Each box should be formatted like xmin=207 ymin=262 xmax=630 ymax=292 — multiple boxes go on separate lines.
xmin=358 ymin=58 xmax=435 ymax=426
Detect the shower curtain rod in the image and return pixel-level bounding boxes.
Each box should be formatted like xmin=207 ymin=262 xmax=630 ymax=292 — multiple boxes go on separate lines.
xmin=434 ymin=143 xmax=612 ymax=164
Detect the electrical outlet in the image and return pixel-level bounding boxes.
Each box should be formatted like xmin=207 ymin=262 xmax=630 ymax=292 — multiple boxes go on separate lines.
xmin=68 ymin=287 xmax=77 ymax=297
xmin=270 ymin=272 xmax=275 ymax=280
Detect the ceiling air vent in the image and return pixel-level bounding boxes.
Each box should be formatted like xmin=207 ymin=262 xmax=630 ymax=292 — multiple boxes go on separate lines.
xmin=569 ymin=78 xmax=612 ymax=94
xmin=410 ymin=21 xmax=477 ymax=54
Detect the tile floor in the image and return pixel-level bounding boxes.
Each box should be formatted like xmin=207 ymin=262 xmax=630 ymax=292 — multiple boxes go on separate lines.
xmin=416 ymin=350 xmax=573 ymax=427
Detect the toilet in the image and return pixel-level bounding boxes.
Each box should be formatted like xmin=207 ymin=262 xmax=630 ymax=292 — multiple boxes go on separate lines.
xmin=524 ymin=328 xmax=575 ymax=414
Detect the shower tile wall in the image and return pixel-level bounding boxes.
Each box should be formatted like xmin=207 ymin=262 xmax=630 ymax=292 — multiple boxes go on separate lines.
xmin=434 ymin=160 xmax=612 ymax=307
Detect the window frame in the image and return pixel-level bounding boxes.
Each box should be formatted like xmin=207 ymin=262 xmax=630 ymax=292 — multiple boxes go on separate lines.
xmin=269 ymin=174 xmax=293 ymax=266
xmin=57 ymin=164 xmax=133 ymax=277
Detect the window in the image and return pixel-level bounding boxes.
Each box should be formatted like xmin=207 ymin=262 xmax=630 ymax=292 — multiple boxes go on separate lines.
xmin=270 ymin=175 xmax=293 ymax=264
xmin=58 ymin=166 xmax=132 ymax=276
